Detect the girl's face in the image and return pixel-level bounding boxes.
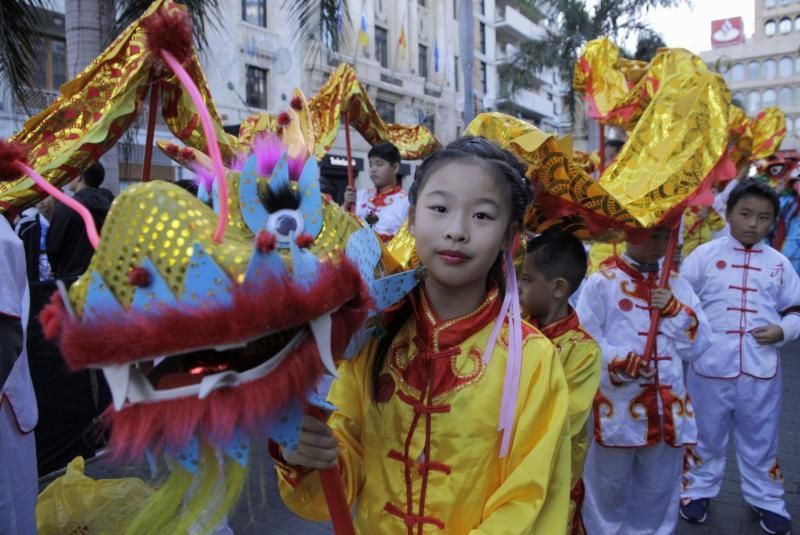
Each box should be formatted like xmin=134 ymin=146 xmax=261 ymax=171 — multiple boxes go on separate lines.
xmin=410 ymin=161 xmax=511 ymax=294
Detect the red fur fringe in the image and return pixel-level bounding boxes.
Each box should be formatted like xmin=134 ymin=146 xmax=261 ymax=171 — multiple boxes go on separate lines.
xmin=39 ymin=292 xmax=65 ymax=340
xmin=0 ymin=140 xmax=27 ymax=182
xmin=105 ymin=298 xmax=368 ymax=460
xmin=44 ymin=259 xmax=369 ymax=371
xmin=142 ymin=6 xmax=193 ymax=66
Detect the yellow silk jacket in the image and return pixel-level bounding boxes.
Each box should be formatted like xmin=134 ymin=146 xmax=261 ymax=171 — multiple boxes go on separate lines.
xmin=535 ymin=310 xmax=602 ymax=534
xmin=682 ymin=207 xmax=725 ymax=258
xmin=276 ymin=288 xmax=572 ymax=534
xmin=587 ymin=242 xmax=625 ymax=275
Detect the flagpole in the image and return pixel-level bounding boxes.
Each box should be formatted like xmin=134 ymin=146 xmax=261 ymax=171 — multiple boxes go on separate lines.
xmin=390 ymin=2 xmax=407 ymax=73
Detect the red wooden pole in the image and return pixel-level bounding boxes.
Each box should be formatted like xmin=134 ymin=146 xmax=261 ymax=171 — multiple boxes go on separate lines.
xmin=343 ymin=112 xmax=356 ymax=213
xmin=641 ymin=223 xmax=680 ymax=366
xmin=598 ymin=122 xmax=606 ymax=174
xmin=141 ymin=82 xmax=160 ymax=183
xmin=308 ymin=407 xmax=355 ymax=535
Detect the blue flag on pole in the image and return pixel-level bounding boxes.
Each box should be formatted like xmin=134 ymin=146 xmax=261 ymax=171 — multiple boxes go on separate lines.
xmin=434 ymin=38 xmax=440 ymax=72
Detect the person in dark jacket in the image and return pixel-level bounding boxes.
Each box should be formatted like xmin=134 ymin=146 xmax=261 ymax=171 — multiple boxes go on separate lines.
xmin=15 ymin=196 xmax=55 ymax=283
xmin=46 ymin=162 xmax=114 ymax=281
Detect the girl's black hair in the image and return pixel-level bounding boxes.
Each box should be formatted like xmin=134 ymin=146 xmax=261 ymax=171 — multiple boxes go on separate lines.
xmin=370 ymin=136 xmax=532 ymax=400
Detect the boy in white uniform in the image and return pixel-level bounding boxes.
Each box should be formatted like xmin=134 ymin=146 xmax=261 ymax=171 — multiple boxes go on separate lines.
xmin=344 ymin=142 xmax=409 ymax=241
xmin=577 ymin=227 xmax=711 ymax=535
xmin=680 ymin=180 xmax=800 ymax=535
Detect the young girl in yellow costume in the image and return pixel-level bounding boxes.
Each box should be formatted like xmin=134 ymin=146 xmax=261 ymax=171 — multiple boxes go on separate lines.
xmin=272 ymin=137 xmax=572 ymax=533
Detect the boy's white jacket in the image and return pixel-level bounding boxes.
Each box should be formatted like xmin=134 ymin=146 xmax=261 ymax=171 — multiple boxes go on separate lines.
xmin=576 ymin=256 xmax=712 ymax=448
xmin=681 ymin=235 xmax=800 ymax=379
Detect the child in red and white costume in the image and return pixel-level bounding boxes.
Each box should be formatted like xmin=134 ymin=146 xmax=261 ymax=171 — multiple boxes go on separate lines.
xmin=680 ymin=180 xmax=800 ymax=535
xmin=576 ymin=227 xmax=711 ymax=535
xmin=345 ymin=142 xmax=409 ymax=241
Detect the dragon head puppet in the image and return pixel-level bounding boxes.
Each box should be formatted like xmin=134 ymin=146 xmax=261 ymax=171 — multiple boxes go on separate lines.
xmin=39 ymin=134 xmax=417 ymax=532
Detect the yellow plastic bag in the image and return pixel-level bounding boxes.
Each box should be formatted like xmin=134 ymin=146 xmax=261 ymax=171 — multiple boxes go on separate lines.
xmin=36 ymin=456 xmax=154 ymax=535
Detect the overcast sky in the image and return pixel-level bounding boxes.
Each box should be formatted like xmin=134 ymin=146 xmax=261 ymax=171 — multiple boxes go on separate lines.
xmin=640 ymin=0 xmax=756 ymax=54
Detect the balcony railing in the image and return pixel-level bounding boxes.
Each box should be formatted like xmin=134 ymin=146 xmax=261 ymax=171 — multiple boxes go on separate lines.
xmin=14 ymin=87 xmax=59 ymax=114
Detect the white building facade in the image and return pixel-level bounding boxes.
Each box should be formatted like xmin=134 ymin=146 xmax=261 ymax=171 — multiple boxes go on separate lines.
xmin=700 ymin=0 xmax=800 ymax=152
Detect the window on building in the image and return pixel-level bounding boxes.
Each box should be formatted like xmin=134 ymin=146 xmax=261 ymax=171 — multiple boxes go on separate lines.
xmin=747 ymin=61 xmax=761 ymax=80
xmin=245 ymin=65 xmax=268 ymax=109
xmin=747 ymin=90 xmax=761 ymax=112
xmin=796 ymin=57 xmax=800 ymax=74
xmin=480 ymin=61 xmax=487 ymax=94
xmin=419 ymin=45 xmax=428 ymax=78
xmin=796 ymin=87 xmax=800 ymax=106
xmin=779 ymin=56 xmax=793 ymax=77
xmin=779 ymin=87 xmax=793 ymax=106
xmin=779 ymin=17 xmax=792 ymax=34
xmin=766 ymin=0 xmax=776 ymax=7
xmin=242 ymin=0 xmax=267 ymax=27
xmin=764 ymin=59 xmax=777 ymax=78
xmin=480 ymin=22 xmax=486 ymax=54
xmin=454 ymin=55 xmax=460 ymax=91
xmin=30 ymin=37 xmax=67 ymax=91
xmin=765 ymin=20 xmax=776 ymax=36
xmin=421 ymin=113 xmax=435 ymax=134
xmin=731 ymin=63 xmax=745 ymax=81
xmin=418 ymin=0 xmax=426 ymax=5
xmin=453 ymin=0 xmax=458 ymax=19
xmin=376 ymin=98 xmax=395 ymax=123
xmin=375 ymin=26 xmax=388 ymax=68
xmin=732 ymin=92 xmax=745 ymax=108
xmin=796 ymin=117 xmax=800 ymax=137
xmin=763 ymin=88 xmax=777 ymax=106
xmin=787 ymin=117 xmax=794 ymax=136
xmin=796 ymin=16 xmax=800 ymax=32
xmin=480 ymin=0 xmax=486 ymax=14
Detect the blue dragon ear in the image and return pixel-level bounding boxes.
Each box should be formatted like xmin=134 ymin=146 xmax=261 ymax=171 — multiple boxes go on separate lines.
xmin=345 ymin=227 xmax=419 ymax=314
xmin=181 ymin=243 xmax=234 ymax=308
xmin=238 ymin=154 xmax=266 ymax=234
xmin=83 ymin=271 xmax=125 ymax=322
xmin=130 ymin=259 xmax=177 ymax=313
xmin=244 ymin=236 xmax=288 ymax=286
xmin=296 ymin=158 xmax=324 ymax=239
xmin=167 ymin=435 xmax=200 ymax=474
xmin=289 ymin=233 xmax=320 ymax=289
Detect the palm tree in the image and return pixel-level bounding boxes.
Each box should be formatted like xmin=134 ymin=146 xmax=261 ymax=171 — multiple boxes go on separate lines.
xmin=499 ymin=0 xmax=683 ymax=115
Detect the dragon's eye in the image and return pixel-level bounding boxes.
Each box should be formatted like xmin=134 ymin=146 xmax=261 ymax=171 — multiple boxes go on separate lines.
xmin=267 ymin=209 xmax=305 ymax=242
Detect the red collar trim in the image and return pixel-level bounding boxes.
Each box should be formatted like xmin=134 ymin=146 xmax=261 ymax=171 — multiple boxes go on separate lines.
xmin=369 ymin=186 xmax=403 ymax=207
xmin=411 ymin=286 xmax=501 ymax=353
xmin=538 ymin=308 xmax=581 ymax=340
xmin=610 ymin=255 xmax=653 ymax=282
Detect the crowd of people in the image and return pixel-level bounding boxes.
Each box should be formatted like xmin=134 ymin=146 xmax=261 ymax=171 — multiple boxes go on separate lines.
xmin=2 ymin=134 xmax=799 ymax=535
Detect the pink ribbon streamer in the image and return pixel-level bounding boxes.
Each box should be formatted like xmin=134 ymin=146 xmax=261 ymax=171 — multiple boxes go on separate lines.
xmin=483 ymin=250 xmax=523 ymax=458
xmin=20 ymin=163 xmax=100 ymax=249
xmin=160 ymin=50 xmax=229 ymax=243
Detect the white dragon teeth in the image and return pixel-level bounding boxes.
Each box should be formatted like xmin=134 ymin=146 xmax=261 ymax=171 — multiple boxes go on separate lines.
xmin=309 ymin=313 xmax=338 ymax=378
xmin=198 ymin=371 xmax=241 ymax=399
xmin=102 ymin=364 xmax=131 ymax=411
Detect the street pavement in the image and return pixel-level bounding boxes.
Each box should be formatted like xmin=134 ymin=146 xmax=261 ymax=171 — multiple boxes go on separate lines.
xmin=67 ymin=341 xmax=800 ymax=534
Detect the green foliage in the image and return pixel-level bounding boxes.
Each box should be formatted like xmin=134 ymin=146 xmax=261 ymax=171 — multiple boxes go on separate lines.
xmin=0 ymin=0 xmax=52 ymax=111
xmin=500 ymin=0 xmax=685 ymax=112
xmin=283 ymin=0 xmax=351 ymax=57
xmin=114 ymin=0 xmax=222 ymax=50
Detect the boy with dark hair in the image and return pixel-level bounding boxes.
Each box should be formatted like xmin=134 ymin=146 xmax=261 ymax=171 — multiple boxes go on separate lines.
xmin=576 ymin=226 xmax=711 ymax=535
xmin=47 ymin=162 xmax=114 ymax=280
xmin=344 ymin=142 xmax=408 ymax=240
xmin=680 ymin=179 xmax=800 ymax=535
xmin=519 ymin=231 xmax=601 ymax=533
